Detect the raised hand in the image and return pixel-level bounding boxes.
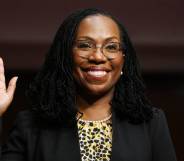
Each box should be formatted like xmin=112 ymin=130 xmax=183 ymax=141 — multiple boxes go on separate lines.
xmin=0 ymin=57 xmax=18 ymax=117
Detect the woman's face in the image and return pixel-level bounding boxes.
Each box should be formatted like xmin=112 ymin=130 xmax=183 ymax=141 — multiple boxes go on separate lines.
xmin=72 ymin=15 xmax=125 ymax=96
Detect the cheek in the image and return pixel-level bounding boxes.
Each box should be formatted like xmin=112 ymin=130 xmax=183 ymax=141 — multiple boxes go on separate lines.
xmin=72 ymin=54 xmax=84 ymax=81
xmin=73 ymin=67 xmax=83 ymax=82
xmin=112 ymin=56 xmax=124 ymax=74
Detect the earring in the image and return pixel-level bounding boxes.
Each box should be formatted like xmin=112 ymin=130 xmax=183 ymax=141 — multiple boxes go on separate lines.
xmin=121 ymin=71 xmax=123 ymax=75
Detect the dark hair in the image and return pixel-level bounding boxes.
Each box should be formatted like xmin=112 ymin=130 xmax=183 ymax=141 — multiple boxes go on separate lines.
xmin=27 ymin=8 xmax=154 ymax=126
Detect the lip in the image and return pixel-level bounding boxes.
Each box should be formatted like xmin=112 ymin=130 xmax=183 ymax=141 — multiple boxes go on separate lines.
xmin=81 ymin=66 xmax=111 ymax=83
xmin=82 ymin=66 xmax=111 ymax=72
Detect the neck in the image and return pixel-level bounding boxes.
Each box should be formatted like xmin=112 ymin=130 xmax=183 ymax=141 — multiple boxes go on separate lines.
xmin=76 ymin=89 xmax=114 ymax=121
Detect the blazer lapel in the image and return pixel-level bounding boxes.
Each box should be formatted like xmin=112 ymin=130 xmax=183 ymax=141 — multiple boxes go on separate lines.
xmin=57 ymin=123 xmax=82 ymax=161
xmin=36 ymin=122 xmax=82 ymax=161
xmin=37 ymin=112 xmax=124 ymax=161
xmin=110 ymin=110 xmax=124 ymax=161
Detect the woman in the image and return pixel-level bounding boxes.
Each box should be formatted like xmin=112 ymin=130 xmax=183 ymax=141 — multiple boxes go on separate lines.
xmin=0 ymin=8 xmax=177 ymax=161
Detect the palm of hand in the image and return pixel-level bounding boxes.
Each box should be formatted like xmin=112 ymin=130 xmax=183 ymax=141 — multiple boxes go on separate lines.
xmin=0 ymin=92 xmax=11 ymax=116
xmin=0 ymin=58 xmax=18 ymax=117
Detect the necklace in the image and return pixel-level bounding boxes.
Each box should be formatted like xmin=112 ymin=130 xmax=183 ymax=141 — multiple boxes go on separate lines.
xmin=77 ymin=113 xmax=112 ymax=123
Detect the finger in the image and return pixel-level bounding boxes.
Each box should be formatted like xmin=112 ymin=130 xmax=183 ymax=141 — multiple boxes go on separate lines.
xmin=0 ymin=57 xmax=5 ymax=74
xmin=7 ymin=76 xmax=18 ymax=99
xmin=0 ymin=57 xmax=6 ymax=92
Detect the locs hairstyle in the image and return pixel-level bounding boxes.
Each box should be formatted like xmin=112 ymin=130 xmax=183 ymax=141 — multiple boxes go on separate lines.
xmin=27 ymin=8 xmax=154 ymax=125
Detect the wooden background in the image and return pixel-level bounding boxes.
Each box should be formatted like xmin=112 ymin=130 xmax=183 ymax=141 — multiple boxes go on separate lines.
xmin=0 ymin=0 xmax=183 ymax=160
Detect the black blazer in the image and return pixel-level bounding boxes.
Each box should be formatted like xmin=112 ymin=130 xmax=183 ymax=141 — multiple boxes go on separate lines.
xmin=0 ymin=108 xmax=177 ymax=161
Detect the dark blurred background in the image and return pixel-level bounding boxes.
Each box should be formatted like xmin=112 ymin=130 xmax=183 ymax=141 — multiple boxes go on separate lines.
xmin=0 ymin=0 xmax=183 ymax=160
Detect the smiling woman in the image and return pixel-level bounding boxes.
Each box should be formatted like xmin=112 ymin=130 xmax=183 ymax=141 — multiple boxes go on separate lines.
xmin=72 ymin=15 xmax=124 ymax=99
xmin=0 ymin=8 xmax=177 ymax=161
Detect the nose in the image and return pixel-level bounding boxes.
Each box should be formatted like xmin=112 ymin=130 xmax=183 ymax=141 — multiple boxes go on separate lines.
xmin=88 ymin=47 xmax=107 ymax=63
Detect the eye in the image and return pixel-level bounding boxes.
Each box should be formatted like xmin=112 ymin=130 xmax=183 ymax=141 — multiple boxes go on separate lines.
xmin=105 ymin=43 xmax=120 ymax=52
xmin=76 ymin=41 xmax=93 ymax=50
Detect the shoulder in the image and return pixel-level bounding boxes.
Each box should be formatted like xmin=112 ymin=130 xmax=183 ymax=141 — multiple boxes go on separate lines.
xmin=149 ymin=107 xmax=167 ymax=126
xmin=12 ymin=110 xmax=38 ymax=133
xmin=147 ymin=107 xmax=171 ymax=138
xmin=14 ymin=110 xmax=59 ymax=130
xmin=147 ymin=109 xmax=177 ymax=160
xmin=15 ymin=110 xmax=34 ymax=124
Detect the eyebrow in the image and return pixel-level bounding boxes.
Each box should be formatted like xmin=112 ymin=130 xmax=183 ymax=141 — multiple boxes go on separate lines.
xmin=76 ymin=36 xmax=120 ymax=42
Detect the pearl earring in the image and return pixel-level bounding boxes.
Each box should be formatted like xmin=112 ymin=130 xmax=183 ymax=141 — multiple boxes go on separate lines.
xmin=121 ymin=71 xmax=123 ymax=75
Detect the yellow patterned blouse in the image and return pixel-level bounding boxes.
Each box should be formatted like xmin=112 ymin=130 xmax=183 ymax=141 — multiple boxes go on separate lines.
xmin=77 ymin=115 xmax=112 ymax=161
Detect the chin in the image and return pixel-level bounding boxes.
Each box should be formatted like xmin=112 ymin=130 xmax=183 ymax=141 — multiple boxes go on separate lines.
xmin=83 ymin=83 xmax=114 ymax=97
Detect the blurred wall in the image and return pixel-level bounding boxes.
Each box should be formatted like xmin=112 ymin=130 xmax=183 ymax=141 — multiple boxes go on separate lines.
xmin=0 ymin=0 xmax=183 ymax=160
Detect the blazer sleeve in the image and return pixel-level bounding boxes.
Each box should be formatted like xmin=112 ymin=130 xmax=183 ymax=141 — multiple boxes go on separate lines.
xmin=150 ymin=109 xmax=177 ymax=161
xmin=0 ymin=113 xmax=26 ymax=161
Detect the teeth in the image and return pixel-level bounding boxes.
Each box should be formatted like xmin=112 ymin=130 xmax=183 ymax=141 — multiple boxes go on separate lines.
xmin=87 ymin=71 xmax=107 ymax=77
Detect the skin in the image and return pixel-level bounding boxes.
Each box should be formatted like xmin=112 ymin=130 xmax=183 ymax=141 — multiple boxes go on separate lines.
xmin=0 ymin=57 xmax=18 ymax=117
xmin=72 ymin=15 xmax=125 ymax=120
xmin=0 ymin=15 xmax=125 ymax=121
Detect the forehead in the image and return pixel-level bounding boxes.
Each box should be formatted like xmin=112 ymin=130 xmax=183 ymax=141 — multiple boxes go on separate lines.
xmin=75 ymin=15 xmax=121 ymax=41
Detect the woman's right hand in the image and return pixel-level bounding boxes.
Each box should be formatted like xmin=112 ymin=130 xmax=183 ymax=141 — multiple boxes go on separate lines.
xmin=0 ymin=57 xmax=18 ymax=117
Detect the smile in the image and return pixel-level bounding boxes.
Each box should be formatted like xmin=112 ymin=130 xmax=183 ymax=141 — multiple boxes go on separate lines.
xmin=87 ymin=71 xmax=107 ymax=77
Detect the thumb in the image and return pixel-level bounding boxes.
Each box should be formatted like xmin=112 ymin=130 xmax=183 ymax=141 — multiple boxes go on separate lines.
xmin=7 ymin=76 xmax=18 ymax=99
